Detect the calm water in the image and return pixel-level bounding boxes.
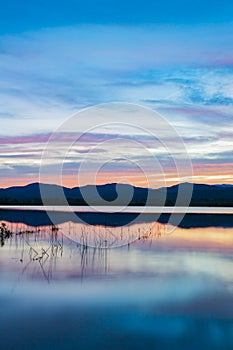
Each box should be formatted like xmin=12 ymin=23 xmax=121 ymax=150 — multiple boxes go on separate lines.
xmin=0 ymin=209 xmax=233 ymax=350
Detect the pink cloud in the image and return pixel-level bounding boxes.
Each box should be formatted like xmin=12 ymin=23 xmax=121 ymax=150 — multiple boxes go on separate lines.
xmin=0 ymin=133 xmax=51 ymax=145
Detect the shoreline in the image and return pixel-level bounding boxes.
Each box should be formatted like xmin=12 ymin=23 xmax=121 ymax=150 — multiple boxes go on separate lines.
xmin=0 ymin=205 xmax=233 ymax=214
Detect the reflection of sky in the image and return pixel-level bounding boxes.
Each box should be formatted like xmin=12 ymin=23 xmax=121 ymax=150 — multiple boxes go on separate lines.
xmin=1 ymin=221 xmax=232 ymax=285
xmin=0 ymin=1 xmax=233 ymax=187
xmin=0 ymin=220 xmax=233 ymax=349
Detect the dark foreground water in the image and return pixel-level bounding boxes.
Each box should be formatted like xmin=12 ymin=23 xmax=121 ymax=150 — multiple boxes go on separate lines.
xmin=0 ymin=210 xmax=233 ymax=350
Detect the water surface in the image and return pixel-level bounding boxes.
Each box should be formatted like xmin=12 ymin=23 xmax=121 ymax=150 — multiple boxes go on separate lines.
xmin=0 ymin=210 xmax=232 ymax=350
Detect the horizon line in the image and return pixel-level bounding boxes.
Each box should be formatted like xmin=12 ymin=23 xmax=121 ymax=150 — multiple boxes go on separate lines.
xmin=1 ymin=181 xmax=233 ymax=191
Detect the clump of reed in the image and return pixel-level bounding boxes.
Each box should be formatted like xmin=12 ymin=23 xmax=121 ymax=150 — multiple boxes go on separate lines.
xmin=0 ymin=222 xmax=12 ymax=246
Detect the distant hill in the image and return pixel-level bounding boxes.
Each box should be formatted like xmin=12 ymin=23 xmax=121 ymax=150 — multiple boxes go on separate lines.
xmin=0 ymin=182 xmax=232 ymax=206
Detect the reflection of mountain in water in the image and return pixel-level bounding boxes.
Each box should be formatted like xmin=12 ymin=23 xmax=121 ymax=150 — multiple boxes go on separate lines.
xmin=0 ymin=209 xmax=233 ymax=228
xmin=0 ymin=221 xmax=164 ymax=281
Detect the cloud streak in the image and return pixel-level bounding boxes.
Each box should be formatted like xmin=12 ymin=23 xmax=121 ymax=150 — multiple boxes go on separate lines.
xmin=0 ymin=21 xmax=233 ymax=186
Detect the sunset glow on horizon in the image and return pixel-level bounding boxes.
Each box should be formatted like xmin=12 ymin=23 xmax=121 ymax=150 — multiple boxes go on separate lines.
xmin=1 ymin=163 xmax=232 ymax=189
xmin=0 ymin=1 xmax=232 ymax=188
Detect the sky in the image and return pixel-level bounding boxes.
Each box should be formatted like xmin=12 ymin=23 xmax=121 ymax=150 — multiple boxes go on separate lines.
xmin=0 ymin=0 xmax=233 ymax=188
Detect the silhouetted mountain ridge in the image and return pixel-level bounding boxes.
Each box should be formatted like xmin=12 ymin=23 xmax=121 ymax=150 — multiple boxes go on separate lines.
xmin=0 ymin=182 xmax=232 ymax=206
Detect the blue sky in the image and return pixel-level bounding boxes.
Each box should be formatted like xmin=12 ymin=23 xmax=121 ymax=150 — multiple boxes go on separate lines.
xmin=1 ymin=0 xmax=233 ymax=33
xmin=0 ymin=0 xmax=233 ymax=187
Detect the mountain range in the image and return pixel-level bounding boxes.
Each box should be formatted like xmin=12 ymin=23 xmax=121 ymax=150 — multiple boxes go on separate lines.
xmin=0 ymin=182 xmax=232 ymax=206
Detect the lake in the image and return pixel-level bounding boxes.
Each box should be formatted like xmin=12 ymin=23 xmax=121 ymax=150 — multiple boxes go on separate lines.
xmin=0 ymin=208 xmax=233 ymax=350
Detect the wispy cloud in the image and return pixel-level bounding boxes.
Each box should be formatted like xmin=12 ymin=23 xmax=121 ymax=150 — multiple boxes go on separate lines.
xmin=0 ymin=23 xmax=233 ymax=186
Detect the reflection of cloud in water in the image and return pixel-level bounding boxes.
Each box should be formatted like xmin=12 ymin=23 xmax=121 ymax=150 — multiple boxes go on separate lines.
xmin=0 ymin=220 xmax=167 ymax=282
xmin=0 ymin=219 xmax=233 ymax=350
xmin=1 ymin=220 xmax=233 ymax=284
